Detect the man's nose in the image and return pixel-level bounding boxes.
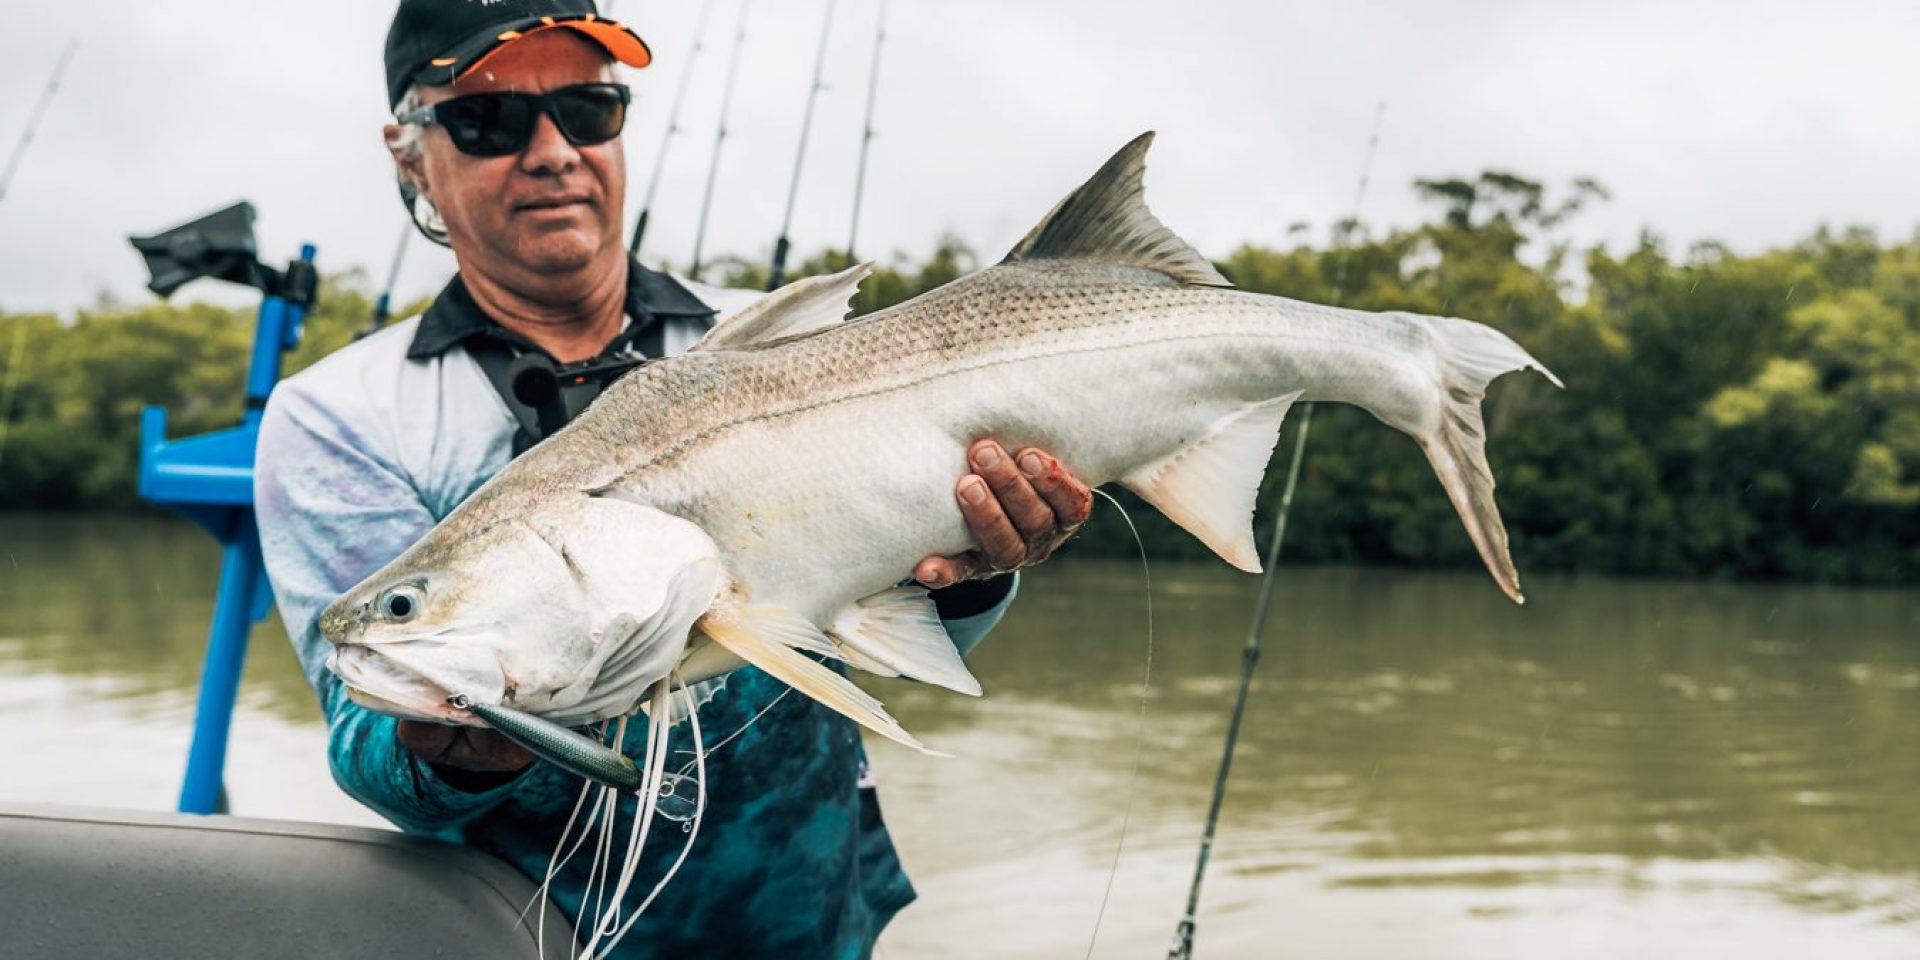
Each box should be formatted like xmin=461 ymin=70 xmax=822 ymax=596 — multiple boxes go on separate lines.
xmin=518 ymin=111 xmax=581 ymax=175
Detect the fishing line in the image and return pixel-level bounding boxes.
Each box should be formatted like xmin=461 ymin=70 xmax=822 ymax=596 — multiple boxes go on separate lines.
xmin=584 ymin=683 xmax=675 ymax=958
xmin=595 ymin=716 xmax=638 ymax=934
xmin=526 ymin=774 xmax=602 ymax=956
xmin=590 ymin=672 xmax=713 ymax=960
xmin=1083 ymin=487 xmax=1155 ymax=960
xmin=538 ymin=722 xmax=623 ymax=913
xmin=574 ymin=784 xmax=616 ymax=950
xmin=595 ymin=706 xmax=660 ymax=940
xmin=672 ymin=687 xmax=793 ymax=778
xmin=594 ymin=682 xmax=678 ymax=956
xmin=578 ymin=718 xmax=635 ymax=950
xmin=542 ymin=721 xmax=616 ymax=949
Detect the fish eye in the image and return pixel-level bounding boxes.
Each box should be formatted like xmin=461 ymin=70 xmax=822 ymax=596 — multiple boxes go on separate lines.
xmin=378 ymin=584 xmax=425 ymax=623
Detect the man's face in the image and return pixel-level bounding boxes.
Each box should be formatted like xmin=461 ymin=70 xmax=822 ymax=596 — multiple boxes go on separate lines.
xmin=406 ymin=31 xmax=627 ymax=279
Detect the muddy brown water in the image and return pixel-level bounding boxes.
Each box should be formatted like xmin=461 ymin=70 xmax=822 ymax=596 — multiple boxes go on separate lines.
xmin=3 ymin=513 xmax=1917 ymax=958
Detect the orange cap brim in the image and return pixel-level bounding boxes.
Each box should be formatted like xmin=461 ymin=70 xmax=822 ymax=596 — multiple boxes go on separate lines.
xmin=454 ymin=17 xmax=652 ymax=80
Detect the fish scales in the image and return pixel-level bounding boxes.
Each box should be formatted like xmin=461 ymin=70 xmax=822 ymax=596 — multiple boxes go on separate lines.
xmin=528 ymin=268 xmax=1433 ymax=627
xmin=318 ymin=135 xmax=1560 ymax=952
xmin=322 ymin=130 xmax=1558 ymax=756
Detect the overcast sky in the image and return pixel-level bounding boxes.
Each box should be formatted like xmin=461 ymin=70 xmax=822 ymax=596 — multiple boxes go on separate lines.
xmin=1 ymin=0 xmax=1916 ymax=314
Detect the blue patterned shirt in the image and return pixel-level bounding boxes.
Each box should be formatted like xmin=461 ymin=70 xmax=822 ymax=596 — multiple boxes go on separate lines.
xmin=255 ymin=265 xmax=1014 ymax=957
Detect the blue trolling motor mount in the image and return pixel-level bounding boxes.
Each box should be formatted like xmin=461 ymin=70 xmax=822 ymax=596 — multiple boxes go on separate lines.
xmin=130 ymin=201 xmax=317 ymax=815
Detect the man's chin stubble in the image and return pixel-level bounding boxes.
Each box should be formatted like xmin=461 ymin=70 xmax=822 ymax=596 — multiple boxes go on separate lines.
xmin=512 ymin=236 xmax=604 ymax=276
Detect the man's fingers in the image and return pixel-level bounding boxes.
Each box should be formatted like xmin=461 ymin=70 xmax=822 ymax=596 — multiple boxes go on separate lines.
xmin=956 ymin=471 xmax=1028 ymax=571
xmin=455 ymin=730 xmax=537 ymax=772
xmin=970 ymin=440 xmax=1056 ymax=541
xmin=918 ymin=441 xmax=1091 ymax=585
xmin=397 ymin=720 xmax=535 ymax=772
xmin=915 ymin=552 xmax=986 ymax=589
xmin=396 ymin=719 xmax=457 ymax=759
xmin=1015 ymin=448 xmax=1094 ymax=527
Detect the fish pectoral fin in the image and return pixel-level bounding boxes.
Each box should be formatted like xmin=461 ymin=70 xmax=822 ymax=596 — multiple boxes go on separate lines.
xmin=693 ymin=263 xmax=872 ymax=351
xmin=828 ymin=587 xmax=983 ymax=697
xmin=698 ymin=605 xmax=942 ymax=756
xmin=1121 ymin=391 xmax=1305 ymax=573
xmin=1000 ymin=131 xmax=1230 ymax=288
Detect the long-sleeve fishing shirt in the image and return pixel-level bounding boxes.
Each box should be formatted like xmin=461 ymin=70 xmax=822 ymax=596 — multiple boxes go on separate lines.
xmin=255 ymin=261 xmax=1016 ymax=959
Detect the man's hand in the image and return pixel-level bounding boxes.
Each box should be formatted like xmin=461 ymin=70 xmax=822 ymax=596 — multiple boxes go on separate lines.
xmin=914 ymin=439 xmax=1093 ymax=588
xmin=396 ymin=720 xmax=536 ymax=788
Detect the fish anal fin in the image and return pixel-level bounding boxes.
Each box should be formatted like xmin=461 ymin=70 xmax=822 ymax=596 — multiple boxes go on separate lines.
xmin=693 ymin=263 xmax=872 ymax=351
xmin=697 ymin=603 xmax=942 ymax=756
xmin=1001 ymin=132 xmax=1229 ymax=288
xmin=1121 ymin=391 xmax=1304 ymax=573
xmin=829 ymin=587 xmax=983 ymax=697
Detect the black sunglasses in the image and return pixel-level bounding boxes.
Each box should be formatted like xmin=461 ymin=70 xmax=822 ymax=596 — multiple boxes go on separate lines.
xmin=398 ymin=83 xmax=631 ymax=158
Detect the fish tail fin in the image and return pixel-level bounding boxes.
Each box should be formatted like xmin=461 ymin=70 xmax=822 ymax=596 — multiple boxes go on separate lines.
xmin=1412 ymin=315 xmax=1562 ymax=605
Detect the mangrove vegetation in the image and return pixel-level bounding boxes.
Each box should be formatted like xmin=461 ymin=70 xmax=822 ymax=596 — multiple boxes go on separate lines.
xmin=2 ymin=172 xmax=1915 ymax=584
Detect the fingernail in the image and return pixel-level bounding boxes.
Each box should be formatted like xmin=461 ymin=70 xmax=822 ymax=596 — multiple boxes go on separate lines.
xmin=960 ymin=477 xmax=989 ymax=505
xmin=973 ymin=445 xmax=1000 ymax=469
xmin=1019 ymin=452 xmax=1044 ymax=477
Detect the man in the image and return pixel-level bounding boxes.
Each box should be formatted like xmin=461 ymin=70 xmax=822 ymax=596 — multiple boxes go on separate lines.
xmin=254 ymin=1 xmax=1091 ymax=956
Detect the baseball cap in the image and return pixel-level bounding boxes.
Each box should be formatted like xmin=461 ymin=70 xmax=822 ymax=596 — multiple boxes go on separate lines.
xmin=384 ymin=0 xmax=652 ymax=110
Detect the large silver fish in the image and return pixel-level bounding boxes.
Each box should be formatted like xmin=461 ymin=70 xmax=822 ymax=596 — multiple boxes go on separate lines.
xmin=320 ymin=133 xmax=1560 ymax=751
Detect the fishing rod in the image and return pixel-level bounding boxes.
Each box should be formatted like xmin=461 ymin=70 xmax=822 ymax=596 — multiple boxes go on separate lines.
xmin=845 ymin=0 xmax=888 ymax=263
xmin=0 ymin=42 xmax=79 ymax=468
xmin=1167 ymin=101 xmax=1387 ymax=960
xmin=358 ymin=223 xmax=413 ymax=339
xmin=688 ymin=0 xmax=755 ymax=282
xmin=766 ymin=0 xmax=840 ymax=291
xmin=0 ymin=41 xmax=78 ymax=208
xmin=630 ymin=0 xmax=717 ymax=259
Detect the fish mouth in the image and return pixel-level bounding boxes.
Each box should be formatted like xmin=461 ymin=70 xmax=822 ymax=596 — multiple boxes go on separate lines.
xmin=328 ymin=644 xmax=504 ymax=725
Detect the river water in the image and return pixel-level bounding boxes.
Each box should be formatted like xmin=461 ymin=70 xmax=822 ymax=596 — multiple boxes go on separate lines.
xmin=2 ymin=512 xmax=1917 ymax=958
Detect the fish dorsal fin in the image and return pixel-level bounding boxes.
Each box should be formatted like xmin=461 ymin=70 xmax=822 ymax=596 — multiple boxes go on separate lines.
xmin=828 ymin=587 xmax=983 ymax=696
xmin=693 ymin=263 xmax=872 ymax=351
xmin=1121 ymin=391 xmax=1304 ymax=572
xmin=1001 ymin=131 xmax=1229 ymax=287
xmin=697 ymin=601 xmax=944 ymax=756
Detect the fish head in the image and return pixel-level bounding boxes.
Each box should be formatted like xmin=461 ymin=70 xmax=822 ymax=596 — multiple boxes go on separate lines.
xmin=321 ymin=495 xmax=728 ymax=726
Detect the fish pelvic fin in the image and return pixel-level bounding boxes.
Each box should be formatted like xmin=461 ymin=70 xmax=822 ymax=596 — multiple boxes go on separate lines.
xmin=694 ymin=262 xmax=872 ymax=351
xmin=828 ymin=587 xmax=983 ymax=696
xmin=697 ymin=601 xmax=943 ymax=756
xmin=1121 ymin=392 xmax=1304 ymax=573
xmin=1412 ymin=314 xmax=1564 ymax=605
xmin=1001 ymin=131 xmax=1230 ymax=288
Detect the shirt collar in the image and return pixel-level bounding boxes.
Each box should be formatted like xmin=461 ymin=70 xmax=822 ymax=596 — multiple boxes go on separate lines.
xmin=406 ymin=259 xmax=716 ymax=361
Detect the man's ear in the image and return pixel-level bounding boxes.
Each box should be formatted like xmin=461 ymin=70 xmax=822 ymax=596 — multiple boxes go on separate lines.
xmin=384 ymin=123 xmax=430 ymax=198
